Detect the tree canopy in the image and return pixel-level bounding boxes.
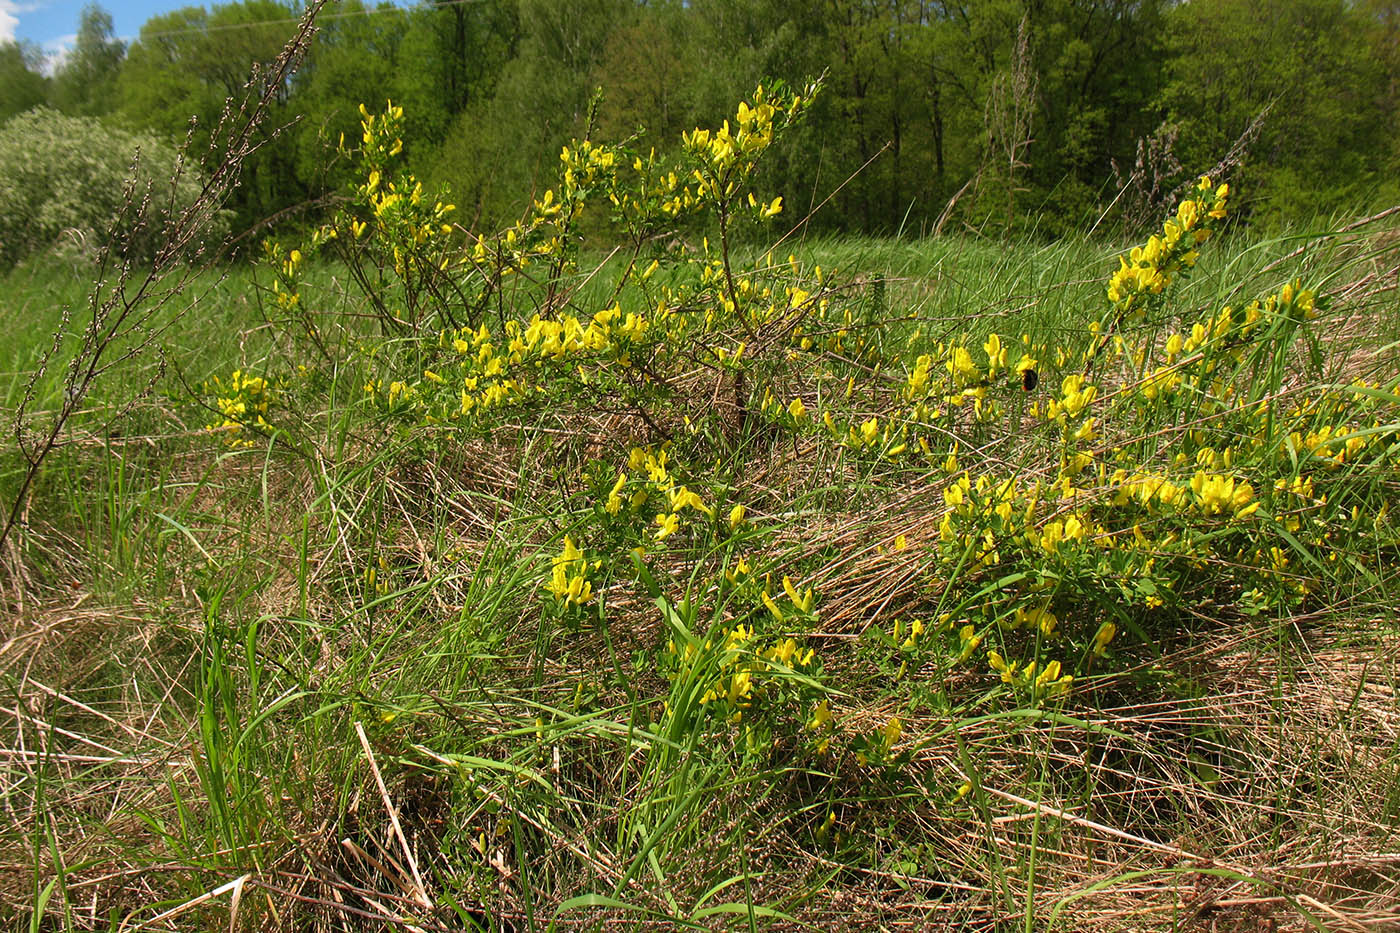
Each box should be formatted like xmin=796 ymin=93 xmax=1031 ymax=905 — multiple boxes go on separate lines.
xmin=4 ymin=0 xmax=1397 ymax=239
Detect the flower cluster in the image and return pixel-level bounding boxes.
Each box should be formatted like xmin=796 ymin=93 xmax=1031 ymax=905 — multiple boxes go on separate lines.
xmin=663 ymin=622 xmax=824 ymax=737
xmin=546 ymin=536 xmax=598 ymax=607
xmin=260 ymin=239 xmax=303 ymax=314
xmin=681 ymin=83 xmax=812 ymax=212
xmin=987 ymin=652 xmax=1074 ymax=698
xmin=204 ymin=369 xmax=274 ymax=448
xmin=599 ymin=446 xmax=714 ymax=545
xmin=1106 ymin=176 xmax=1229 ymax=315
xmin=298 ymin=101 xmax=458 ymax=331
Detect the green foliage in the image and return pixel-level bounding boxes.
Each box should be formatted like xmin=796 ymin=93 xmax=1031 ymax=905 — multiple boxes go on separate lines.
xmin=0 ymin=107 xmax=225 ymax=268
xmin=50 ymin=2 xmax=125 ymax=117
xmin=9 ymin=152 xmax=1400 ymax=923
xmin=1159 ymin=0 xmax=1395 ymax=224
xmin=117 ymin=0 xmax=305 ymax=228
xmin=0 ymin=40 xmax=49 ymax=123
xmin=142 ymin=92 xmax=1398 ymax=924
xmin=29 ymin=0 xmax=1400 ymax=237
xmin=8 ymin=7 xmax=1400 ymax=929
xmin=259 ymin=92 xmax=1400 ymax=785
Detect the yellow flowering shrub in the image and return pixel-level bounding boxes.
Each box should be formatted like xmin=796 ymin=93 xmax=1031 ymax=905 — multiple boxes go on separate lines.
xmin=221 ymin=80 xmax=1399 ymax=781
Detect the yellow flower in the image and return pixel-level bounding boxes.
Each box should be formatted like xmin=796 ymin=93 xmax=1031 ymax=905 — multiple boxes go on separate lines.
xmin=727 ymin=671 xmax=753 ymax=706
xmin=761 ymin=591 xmax=785 ymax=621
xmin=1092 ymin=621 xmax=1116 ymax=656
xmin=1034 ymin=660 xmax=1069 ymax=693
xmin=655 ymin=512 xmax=680 ymax=540
xmin=766 ymin=637 xmax=798 ymax=667
xmin=728 ymin=503 xmax=746 ymax=530
xmin=1190 ymin=471 xmax=1258 ymax=517
xmin=901 ymin=617 xmax=924 ymax=649
xmin=988 ymin=650 xmax=1016 ymax=684
xmin=1060 ymin=375 xmax=1097 ymax=417
xmin=547 ymin=536 xmax=594 ymax=606
xmin=883 ymin=716 xmax=902 ymax=747
xmin=725 ymin=556 xmax=751 ymax=584
xmin=1016 ymin=606 xmax=1058 ymax=636
xmin=956 ymin=624 xmax=981 ymax=661
xmin=668 ymin=485 xmax=711 ymax=516
xmin=859 ymin=417 xmax=879 ymax=446
xmin=1156 ymin=480 xmax=1186 ymax=509
xmin=782 ymin=575 xmax=815 ymax=613
xmin=983 ymin=332 xmax=1007 ymax=372
xmin=565 ymin=574 xmax=592 ymax=604
xmin=604 ymin=471 xmax=627 ymax=515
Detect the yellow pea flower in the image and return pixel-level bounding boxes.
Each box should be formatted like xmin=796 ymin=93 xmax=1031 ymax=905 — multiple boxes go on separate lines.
xmin=883 ymin=716 xmax=902 ymax=747
xmin=988 ymin=650 xmax=1016 ymax=684
xmin=655 ymin=512 xmax=680 ymax=540
xmin=1092 ymin=621 xmax=1116 ymax=656
xmin=761 ymin=591 xmax=785 ymax=622
xmin=782 ymin=576 xmax=814 ymax=613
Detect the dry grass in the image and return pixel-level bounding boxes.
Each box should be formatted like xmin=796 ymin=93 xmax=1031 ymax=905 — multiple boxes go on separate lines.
xmin=5 ymin=433 xmax=1398 ymax=930
xmin=2 ymin=209 xmax=1398 ymax=930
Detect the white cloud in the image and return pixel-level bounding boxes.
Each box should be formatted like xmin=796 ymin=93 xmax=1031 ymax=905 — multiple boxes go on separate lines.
xmin=0 ymin=1 xmax=21 ymax=43
xmin=41 ymin=31 xmax=74 ymax=73
xmin=2 ymin=0 xmax=49 ymax=45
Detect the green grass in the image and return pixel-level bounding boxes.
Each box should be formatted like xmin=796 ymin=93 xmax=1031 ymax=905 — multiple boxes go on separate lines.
xmin=2 ymin=208 xmax=1400 ymax=933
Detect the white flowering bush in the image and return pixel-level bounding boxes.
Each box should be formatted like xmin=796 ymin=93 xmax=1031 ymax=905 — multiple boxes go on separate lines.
xmin=0 ymin=107 xmax=227 ymax=268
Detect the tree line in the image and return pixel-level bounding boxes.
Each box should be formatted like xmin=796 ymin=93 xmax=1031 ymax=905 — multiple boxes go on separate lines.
xmin=3 ymin=0 xmax=1398 ymax=240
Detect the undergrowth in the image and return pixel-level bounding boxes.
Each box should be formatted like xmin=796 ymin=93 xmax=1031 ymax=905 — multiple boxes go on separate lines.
xmin=2 ymin=82 xmax=1400 ymax=932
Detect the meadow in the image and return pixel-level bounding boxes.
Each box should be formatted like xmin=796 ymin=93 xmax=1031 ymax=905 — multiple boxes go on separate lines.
xmin=2 ymin=88 xmax=1400 ymax=932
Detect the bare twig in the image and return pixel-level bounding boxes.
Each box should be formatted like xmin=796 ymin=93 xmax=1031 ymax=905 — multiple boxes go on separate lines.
xmin=1 ymin=0 xmax=330 ymax=567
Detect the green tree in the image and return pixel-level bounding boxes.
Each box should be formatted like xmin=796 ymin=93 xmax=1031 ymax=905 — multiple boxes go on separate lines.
xmin=1023 ymin=0 xmax=1168 ymax=232
xmin=0 ymin=40 xmax=50 ymax=123
xmin=51 ymin=4 xmax=126 ymax=116
xmin=290 ymin=1 xmax=413 ymax=195
xmin=294 ymin=0 xmax=519 ymax=221
xmin=118 ymin=0 xmax=301 ymax=228
xmin=1359 ymin=0 xmax=1400 ymax=202
xmin=591 ymin=10 xmax=693 ymax=143
xmin=424 ymin=0 xmax=626 ymax=225
xmin=1158 ymin=0 xmax=1391 ymax=223
xmin=0 ymin=107 xmax=225 ymax=267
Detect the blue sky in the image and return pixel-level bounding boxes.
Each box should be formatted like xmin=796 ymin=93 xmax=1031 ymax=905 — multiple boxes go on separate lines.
xmin=4 ymin=0 xmax=206 ymax=55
